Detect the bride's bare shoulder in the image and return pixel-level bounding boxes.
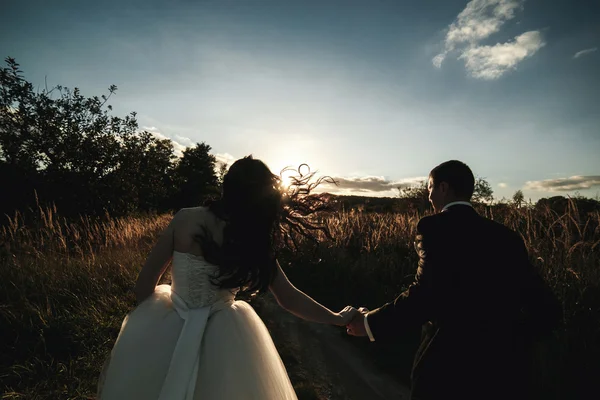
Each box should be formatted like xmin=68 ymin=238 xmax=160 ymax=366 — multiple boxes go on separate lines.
xmin=174 ymin=206 xmax=224 ymax=236
xmin=181 ymin=206 xmax=221 ymax=222
xmin=171 ymin=206 xmax=206 ymax=227
xmin=170 ymin=207 xmax=215 ymax=253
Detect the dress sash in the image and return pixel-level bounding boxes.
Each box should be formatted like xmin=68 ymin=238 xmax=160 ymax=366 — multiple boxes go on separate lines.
xmin=158 ymin=290 xmax=234 ymax=400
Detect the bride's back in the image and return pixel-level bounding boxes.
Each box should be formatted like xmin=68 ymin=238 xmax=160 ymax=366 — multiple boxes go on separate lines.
xmin=170 ymin=207 xmax=235 ymax=308
xmin=172 ymin=206 xmax=225 ymax=256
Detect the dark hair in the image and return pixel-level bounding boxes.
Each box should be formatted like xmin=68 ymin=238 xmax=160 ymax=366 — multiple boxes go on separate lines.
xmin=429 ymin=160 xmax=475 ymax=200
xmin=197 ymin=156 xmax=334 ymax=294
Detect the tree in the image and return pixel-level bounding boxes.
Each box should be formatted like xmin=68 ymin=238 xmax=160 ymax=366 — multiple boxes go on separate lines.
xmin=172 ymin=143 xmax=219 ymax=208
xmin=398 ymin=176 xmax=494 ymax=208
xmin=512 ymin=190 xmax=525 ymax=208
xmin=0 ymin=57 xmax=133 ymax=216
xmin=398 ymin=181 xmax=428 ymax=200
xmin=472 ymin=177 xmax=494 ymax=204
xmin=397 ymin=180 xmax=431 ymax=213
xmin=106 ymin=130 xmax=177 ymax=214
xmin=0 ymin=57 xmax=219 ymax=219
xmin=217 ymin=161 xmax=228 ymax=190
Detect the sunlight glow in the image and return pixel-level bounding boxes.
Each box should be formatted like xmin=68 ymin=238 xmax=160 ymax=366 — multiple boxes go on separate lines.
xmin=278 ymin=164 xmax=312 ymax=190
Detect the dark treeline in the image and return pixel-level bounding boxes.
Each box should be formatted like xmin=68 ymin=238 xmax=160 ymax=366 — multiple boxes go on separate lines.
xmin=335 ymin=193 xmax=600 ymax=217
xmin=0 ymin=58 xmax=219 ymax=222
xmin=336 ymin=177 xmax=600 ymax=216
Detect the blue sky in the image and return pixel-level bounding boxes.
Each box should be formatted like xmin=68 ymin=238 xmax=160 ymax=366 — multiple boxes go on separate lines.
xmin=1 ymin=0 xmax=599 ymax=201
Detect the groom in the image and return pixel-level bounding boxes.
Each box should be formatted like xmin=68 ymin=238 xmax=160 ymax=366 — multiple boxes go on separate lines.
xmin=347 ymin=160 xmax=561 ymax=400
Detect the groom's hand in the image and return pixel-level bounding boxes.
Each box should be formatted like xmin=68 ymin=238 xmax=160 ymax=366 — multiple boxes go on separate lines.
xmin=346 ymin=307 xmax=369 ymax=337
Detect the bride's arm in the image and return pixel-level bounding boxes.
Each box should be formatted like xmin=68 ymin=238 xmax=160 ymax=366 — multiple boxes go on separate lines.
xmin=134 ymin=211 xmax=181 ymax=303
xmin=269 ymin=260 xmax=356 ymax=326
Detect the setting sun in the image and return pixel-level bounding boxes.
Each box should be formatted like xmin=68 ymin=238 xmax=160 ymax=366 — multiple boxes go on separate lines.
xmin=278 ymin=164 xmax=313 ymax=191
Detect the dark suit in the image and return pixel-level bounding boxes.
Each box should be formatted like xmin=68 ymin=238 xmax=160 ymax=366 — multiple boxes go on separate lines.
xmin=366 ymin=204 xmax=560 ymax=400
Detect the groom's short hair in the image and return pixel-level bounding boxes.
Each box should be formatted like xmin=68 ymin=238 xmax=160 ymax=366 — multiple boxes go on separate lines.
xmin=429 ymin=160 xmax=475 ymax=200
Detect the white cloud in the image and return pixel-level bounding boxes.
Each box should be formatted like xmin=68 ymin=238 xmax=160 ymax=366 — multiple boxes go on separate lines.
xmin=432 ymin=0 xmax=543 ymax=79
xmin=174 ymin=134 xmax=195 ymax=147
xmin=459 ymin=31 xmax=545 ymax=80
xmin=573 ymin=47 xmax=598 ymax=59
xmin=447 ymin=0 xmax=522 ymax=47
xmin=214 ymin=153 xmax=236 ymax=167
xmin=432 ymin=53 xmax=446 ymax=68
xmin=434 ymin=0 xmax=524 ymax=68
xmin=141 ymin=127 xmax=236 ymax=169
xmin=524 ymin=176 xmax=600 ymax=192
xmin=498 ymin=182 xmax=508 ymax=188
xmin=141 ymin=126 xmax=189 ymax=157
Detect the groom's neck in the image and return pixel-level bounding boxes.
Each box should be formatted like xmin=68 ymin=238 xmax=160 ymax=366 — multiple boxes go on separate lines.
xmin=440 ymin=197 xmax=470 ymax=209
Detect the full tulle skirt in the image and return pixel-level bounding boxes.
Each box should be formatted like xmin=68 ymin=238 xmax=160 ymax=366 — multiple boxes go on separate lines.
xmin=97 ymin=285 xmax=297 ymax=399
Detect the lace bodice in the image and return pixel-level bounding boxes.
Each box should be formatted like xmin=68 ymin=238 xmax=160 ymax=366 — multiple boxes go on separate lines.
xmin=170 ymin=251 xmax=237 ymax=308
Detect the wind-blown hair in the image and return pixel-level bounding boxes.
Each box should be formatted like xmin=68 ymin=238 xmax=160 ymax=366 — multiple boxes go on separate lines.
xmin=197 ymin=156 xmax=334 ymax=294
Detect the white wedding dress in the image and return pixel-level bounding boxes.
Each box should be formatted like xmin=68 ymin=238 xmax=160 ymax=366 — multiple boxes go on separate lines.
xmin=97 ymin=251 xmax=298 ymax=399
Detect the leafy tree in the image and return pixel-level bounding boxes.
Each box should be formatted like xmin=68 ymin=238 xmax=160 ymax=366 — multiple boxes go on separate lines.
xmin=172 ymin=143 xmax=219 ymax=208
xmin=107 ymin=130 xmax=176 ymax=214
xmin=512 ymin=190 xmax=525 ymax=208
xmin=536 ymin=195 xmax=600 ymax=216
xmin=0 ymin=57 xmax=218 ymax=219
xmin=472 ymin=177 xmax=494 ymax=204
xmin=217 ymin=161 xmax=228 ymax=190
xmin=1 ymin=57 xmax=132 ymax=216
xmin=398 ymin=176 xmax=494 ymax=208
xmin=398 ymin=181 xmax=428 ymax=200
xmin=397 ymin=180 xmax=431 ymax=213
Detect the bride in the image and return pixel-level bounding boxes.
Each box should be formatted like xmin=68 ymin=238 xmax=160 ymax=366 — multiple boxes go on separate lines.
xmin=97 ymin=156 xmax=357 ymax=399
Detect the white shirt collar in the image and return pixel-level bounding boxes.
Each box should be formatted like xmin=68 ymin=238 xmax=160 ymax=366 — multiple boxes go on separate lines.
xmin=442 ymin=201 xmax=473 ymax=212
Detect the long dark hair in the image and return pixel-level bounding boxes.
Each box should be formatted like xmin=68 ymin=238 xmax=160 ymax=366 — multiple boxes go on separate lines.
xmin=197 ymin=156 xmax=334 ymax=294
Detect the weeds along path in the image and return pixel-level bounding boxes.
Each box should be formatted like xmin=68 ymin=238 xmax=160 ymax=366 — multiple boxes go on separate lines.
xmin=255 ymin=295 xmax=410 ymax=400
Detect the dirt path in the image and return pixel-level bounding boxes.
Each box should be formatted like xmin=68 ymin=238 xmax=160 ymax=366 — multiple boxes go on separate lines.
xmin=255 ymin=295 xmax=411 ymax=400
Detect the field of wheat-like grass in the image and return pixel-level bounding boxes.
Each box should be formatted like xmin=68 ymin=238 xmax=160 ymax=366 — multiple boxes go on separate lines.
xmin=281 ymin=204 xmax=600 ymax=399
xmin=0 ymin=207 xmax=171 ymax=399
xmin=1 ymin=202 xmax=598 ymax=399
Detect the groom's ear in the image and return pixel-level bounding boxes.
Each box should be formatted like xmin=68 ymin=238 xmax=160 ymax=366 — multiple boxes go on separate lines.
xmin=439 ymin=181 xmax=449 ymax=194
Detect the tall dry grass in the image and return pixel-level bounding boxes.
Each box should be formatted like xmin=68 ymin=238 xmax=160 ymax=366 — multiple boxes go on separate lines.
xmin=0 ymin=207 xmax=172 ymax=399
xmin=1 ymin=202 xmax=598 ymax=399
xmin=282 ymin=203 xmax=600 ymax=399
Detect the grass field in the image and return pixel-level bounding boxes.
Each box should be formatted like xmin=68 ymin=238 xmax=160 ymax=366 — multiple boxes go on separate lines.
xmin=1 ymin=202 xmax=598 ymax=399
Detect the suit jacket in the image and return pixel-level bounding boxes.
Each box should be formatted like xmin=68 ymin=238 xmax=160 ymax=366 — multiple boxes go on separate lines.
xmin=366 ymin=204 xmax=561 ymax=400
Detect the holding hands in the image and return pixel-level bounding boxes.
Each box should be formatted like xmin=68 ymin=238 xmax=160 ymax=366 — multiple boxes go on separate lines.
xmin=330 ymin=306 xmax=371 ymax=338
xmin=335 ymin=306 xmax=361 ymax=326
xmin=346 ymin=307 xmax=369 ymax=337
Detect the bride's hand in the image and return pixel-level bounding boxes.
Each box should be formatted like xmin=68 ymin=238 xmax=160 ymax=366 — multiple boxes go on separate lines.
xmin=335 ymin=306 xmax=359 ymax=326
